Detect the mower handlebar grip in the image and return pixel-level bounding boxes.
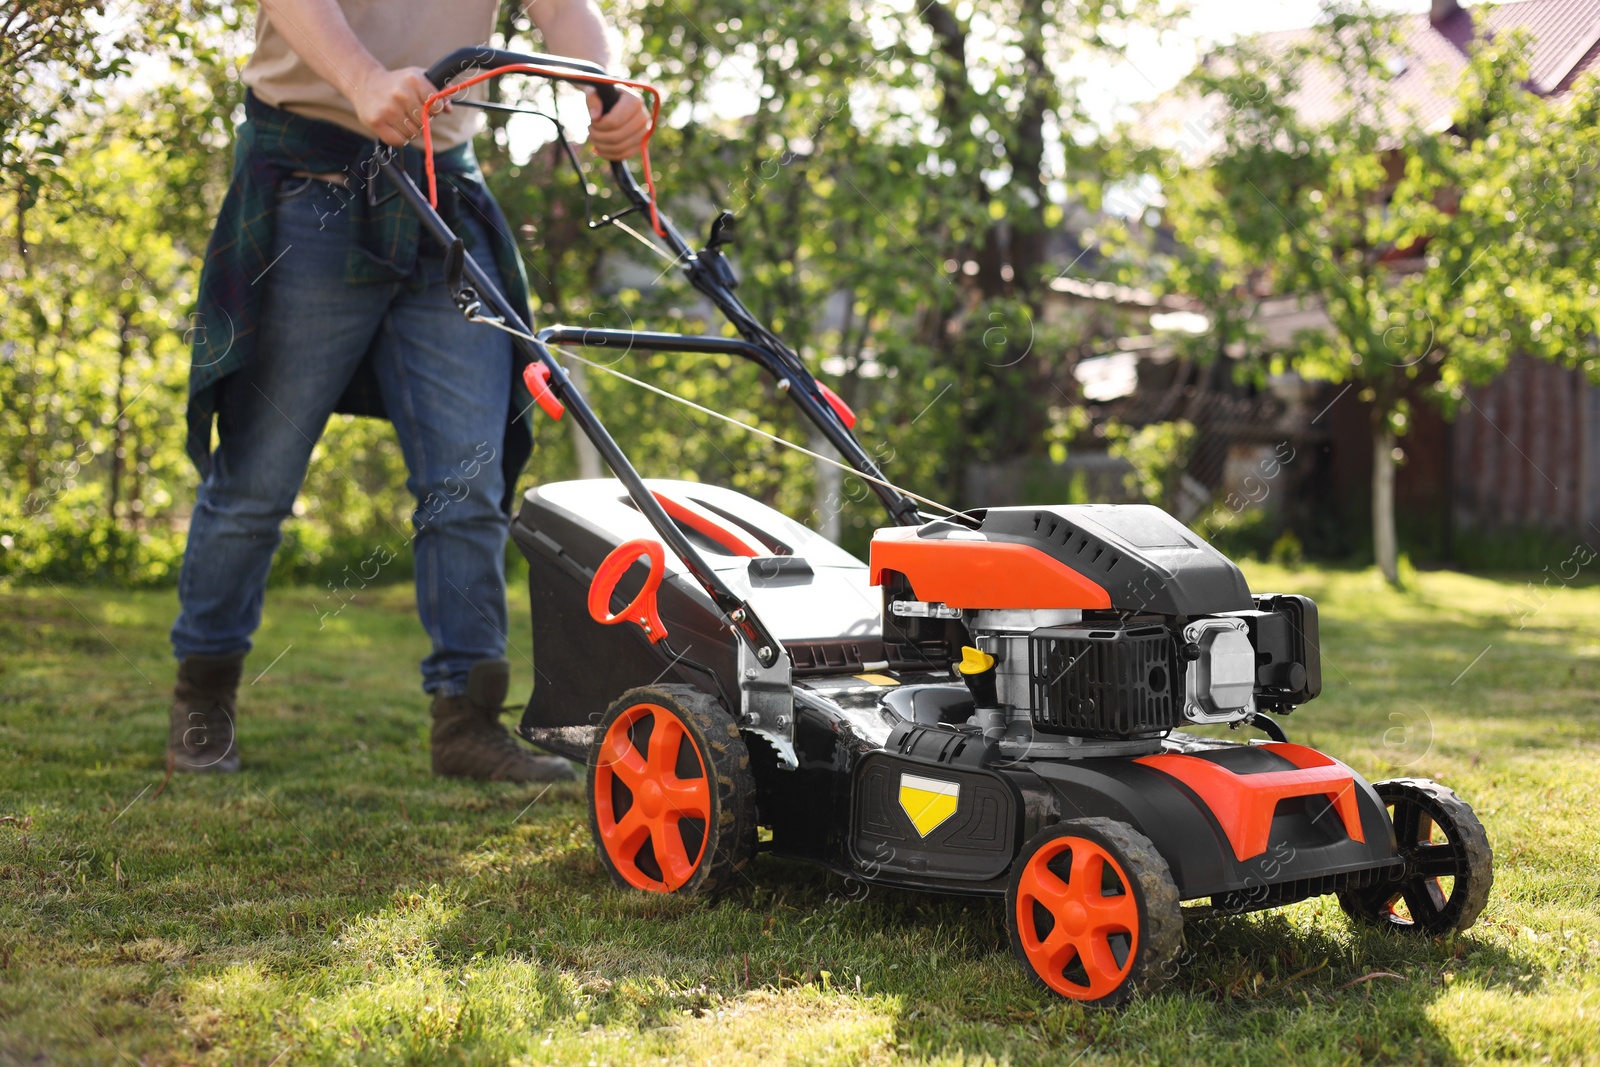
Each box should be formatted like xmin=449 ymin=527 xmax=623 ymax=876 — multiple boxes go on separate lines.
xmin=587 ymin=539 xmax=669 ymax=643
xmin=425 ymin=50 xmax=651 ymax=234
xmin=424 ymin=46 xmax=621 ymax=112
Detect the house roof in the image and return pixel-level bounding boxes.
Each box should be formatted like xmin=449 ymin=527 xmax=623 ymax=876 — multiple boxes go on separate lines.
xmin=1140 ymin=0 xmax=1600 ymax=150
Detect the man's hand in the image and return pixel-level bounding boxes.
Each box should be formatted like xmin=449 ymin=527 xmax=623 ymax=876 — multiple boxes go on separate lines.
xmin=352 ymin=66 xmax=450 ymax=146
xmin=529 ymin=0 xmax=643 ymax=159
xmin=584 ymin=87 xmax=649 ymax=161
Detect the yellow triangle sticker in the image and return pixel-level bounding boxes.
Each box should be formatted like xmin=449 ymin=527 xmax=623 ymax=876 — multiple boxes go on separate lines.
xmin=898 ymin=773 xmax=960 ymax=837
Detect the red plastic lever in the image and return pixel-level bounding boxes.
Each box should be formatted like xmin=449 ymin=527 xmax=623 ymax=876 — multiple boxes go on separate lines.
xmin=651 ymin=491 xmax=764 ymax=557
xmin=587 ymin=539 xmax=668 ymax=642
xmin=522 ymin=362 xmax=565 ymax=421
xmin=817 ymin=382 xmax=856 ymax=428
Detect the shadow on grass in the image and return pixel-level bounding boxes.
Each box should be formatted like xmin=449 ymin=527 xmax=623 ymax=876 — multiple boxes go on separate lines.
xmin=417 ymin=842 xmax=1540 ymax=1067
xmin=0 ymin=580 xmax=1584 ymax=1064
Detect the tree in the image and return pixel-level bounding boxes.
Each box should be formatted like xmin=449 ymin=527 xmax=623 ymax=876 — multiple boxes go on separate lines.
xmin=2 ymin=1 xmax=116 ymax=201
xmin=915 ymin=0 xmax=1168 ymax=462
xmin=4 ymin=1 xmax=1171 ymax=582
xmin=479 ymin=0 xmax=1166 ymax=550
xmin=1161 ymin=5 xmax=1600 ymax=583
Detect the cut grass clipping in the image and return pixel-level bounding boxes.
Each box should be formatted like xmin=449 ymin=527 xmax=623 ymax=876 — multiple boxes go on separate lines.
xmin=1 ymin=563 xmax=1598 ymax=1064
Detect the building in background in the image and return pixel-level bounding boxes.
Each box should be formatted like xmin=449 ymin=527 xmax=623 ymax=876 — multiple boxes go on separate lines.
xmin=1064 ymin=0 xmax=1600 ymax=561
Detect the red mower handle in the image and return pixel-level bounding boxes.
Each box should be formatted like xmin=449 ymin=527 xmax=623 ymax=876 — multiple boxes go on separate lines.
xmin=425 ymin=46 xmax=620 ymax=111
xmin=420 ymin=47 xmax=665 ymax=234
xmin=588 ymin=539 xmax=669 ymax=643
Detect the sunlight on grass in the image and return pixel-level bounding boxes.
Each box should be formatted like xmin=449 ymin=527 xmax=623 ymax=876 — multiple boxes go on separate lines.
xmin=2 ymin=565 xmax=1598 ymax=1063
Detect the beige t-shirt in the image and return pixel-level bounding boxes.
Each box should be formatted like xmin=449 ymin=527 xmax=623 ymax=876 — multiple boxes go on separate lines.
xmin=241 ymin=0 xmax=501 ymax=149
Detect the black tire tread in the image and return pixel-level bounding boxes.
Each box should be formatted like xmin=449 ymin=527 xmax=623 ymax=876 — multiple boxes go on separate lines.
xmin=1338 ymin=777 xmax=1493 ymax=935
xmin=586 ymin=683 xmax=758 ymax=897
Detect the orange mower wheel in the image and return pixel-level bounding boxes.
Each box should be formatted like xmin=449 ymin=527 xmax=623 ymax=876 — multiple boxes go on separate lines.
xmin=1005 ymin=818 xmax=1183 ymax=1008
xmin=587 ymin=684 xmax=757 ymax=896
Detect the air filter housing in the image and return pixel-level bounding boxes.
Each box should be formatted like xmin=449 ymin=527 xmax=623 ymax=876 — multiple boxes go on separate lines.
xmin=1028 ymin=623 xmax=1179 ymax=739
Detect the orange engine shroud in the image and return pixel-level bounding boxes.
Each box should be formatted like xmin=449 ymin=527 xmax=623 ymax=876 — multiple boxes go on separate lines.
xmin=868 ymin=527 xmax=1112 ymax=610
xmin=1135 ymin=743 xmax=1367 ymax=861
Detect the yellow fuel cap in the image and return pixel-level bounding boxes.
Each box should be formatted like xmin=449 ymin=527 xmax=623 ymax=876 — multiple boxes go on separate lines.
xmin=956 ymin=645 xmax=996 ymax=675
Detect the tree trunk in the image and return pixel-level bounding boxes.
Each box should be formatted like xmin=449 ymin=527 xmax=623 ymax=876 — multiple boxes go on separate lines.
xmin=14 ymin=178 xmax=25 ymax=262
xmin=109 ymin=308 xmax=131 ymax=524
xmin=1372 ymin=421 xmax=1399 ymax=586
xmin=16 ymin=179 xmax=39 ymax=495
xmin=131 ymin=435 xmax=145 ymax=530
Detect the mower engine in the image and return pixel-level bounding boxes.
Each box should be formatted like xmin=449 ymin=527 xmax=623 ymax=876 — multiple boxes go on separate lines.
xmin=872 ymin=504 xmax=1321 ymax=755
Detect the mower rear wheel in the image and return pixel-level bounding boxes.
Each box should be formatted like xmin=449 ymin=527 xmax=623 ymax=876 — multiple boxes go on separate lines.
xmin=1005 ymin=818 xmax=1183 ymax=1008
xmin=1338 ymin=778 xmax=1493 ymax=935
xmin=587 ymin=684 xmax=756 ymax=896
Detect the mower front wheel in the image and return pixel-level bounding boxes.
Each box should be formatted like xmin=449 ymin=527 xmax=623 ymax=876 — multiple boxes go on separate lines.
xmin=1338 ymin=778 xmax=1493 ymax=935
xmin=1005 ymin=818 xmax=1183 ymax=1009
xmin=587 ymin=684 xmax=757 ymax=896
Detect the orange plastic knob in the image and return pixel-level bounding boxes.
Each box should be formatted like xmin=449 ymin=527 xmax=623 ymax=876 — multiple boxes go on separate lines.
xmin=588 ymin=538 xmax=669 ymax=642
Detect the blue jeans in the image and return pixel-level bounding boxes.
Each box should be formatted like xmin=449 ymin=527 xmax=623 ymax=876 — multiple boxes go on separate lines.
xmin=171 ymin=175 xmax=514 ymax=696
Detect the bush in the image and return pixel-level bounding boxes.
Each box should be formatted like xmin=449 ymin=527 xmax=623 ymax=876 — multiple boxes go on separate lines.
xmin=1453 ymin=526 xmax=1599 ymax=574
xmin=0 ymin=514 xmax=185 ymax=587
xmin=0 ymin=513 xmax=421 ymax=590
xmin=1193 ymin=502 xmax=1281 ymax=561
xmin=1104 ymin=420 xmax=1198 ymax=513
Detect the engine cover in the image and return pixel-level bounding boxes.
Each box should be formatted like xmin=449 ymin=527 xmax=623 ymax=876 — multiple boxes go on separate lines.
xmin=870 ymin=505 xmax=1251 ymax=615
xmin=1181 ymin=617 xmax=1256 ymax=723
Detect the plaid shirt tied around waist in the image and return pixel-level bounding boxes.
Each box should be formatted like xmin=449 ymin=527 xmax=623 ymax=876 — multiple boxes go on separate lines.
xmin=187 ymin=91 xmax=535 ymax=512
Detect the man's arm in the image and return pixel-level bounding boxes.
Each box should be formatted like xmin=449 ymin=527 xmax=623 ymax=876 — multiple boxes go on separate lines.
xmin=259 ymin=0 xmax=446 ymax=146
xmin=524 ymin=0 xmax=650 ymax=161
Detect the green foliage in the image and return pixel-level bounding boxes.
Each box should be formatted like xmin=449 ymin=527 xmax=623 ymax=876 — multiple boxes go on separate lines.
xmin=1104 ymin=418 xmax=1196 ymax=511
xmin=1154 ymin=3 xmax=1600 ymax=576
xmin=1201 ymin=519 xmax=1308 ymax=570
xmin=1193 ymin=500 xmax=1280 ymax=561
xmin=474 ymin=0 xmax=1169 ymax=540
xmin=4 ymin=1 xmax=135 ymax=199
xmin=5 ymin=0 xmax=1177 ymax=588
xmin=0 ymin=512 xmax=185 ymax=586
xmin=1 ymin=2 xmax=256 ymax=584
xmin=1267 ymin=527 xmax=1306 ymax=567
xmin=3 ymin=105 xmax=212 ymax=584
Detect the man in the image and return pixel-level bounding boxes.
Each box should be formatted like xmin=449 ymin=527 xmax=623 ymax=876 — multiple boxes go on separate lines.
xmin=169 ymin=0 xmax=648 ymax=782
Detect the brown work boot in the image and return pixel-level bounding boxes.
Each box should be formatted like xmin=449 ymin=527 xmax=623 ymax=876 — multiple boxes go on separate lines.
xmin=430 ymin=659 xmax=574 ymax=782
xmin=167 ymin=653 xmax=244 ymax=773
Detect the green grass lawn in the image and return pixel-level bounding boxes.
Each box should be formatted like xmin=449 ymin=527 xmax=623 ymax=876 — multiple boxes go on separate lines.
xmin=2 ymin=563 xmax=1598 ymax=1065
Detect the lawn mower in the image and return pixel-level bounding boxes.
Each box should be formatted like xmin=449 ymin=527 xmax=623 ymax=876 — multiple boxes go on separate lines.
xmin=384 ymin=47 xmax=1494 ymax=1007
